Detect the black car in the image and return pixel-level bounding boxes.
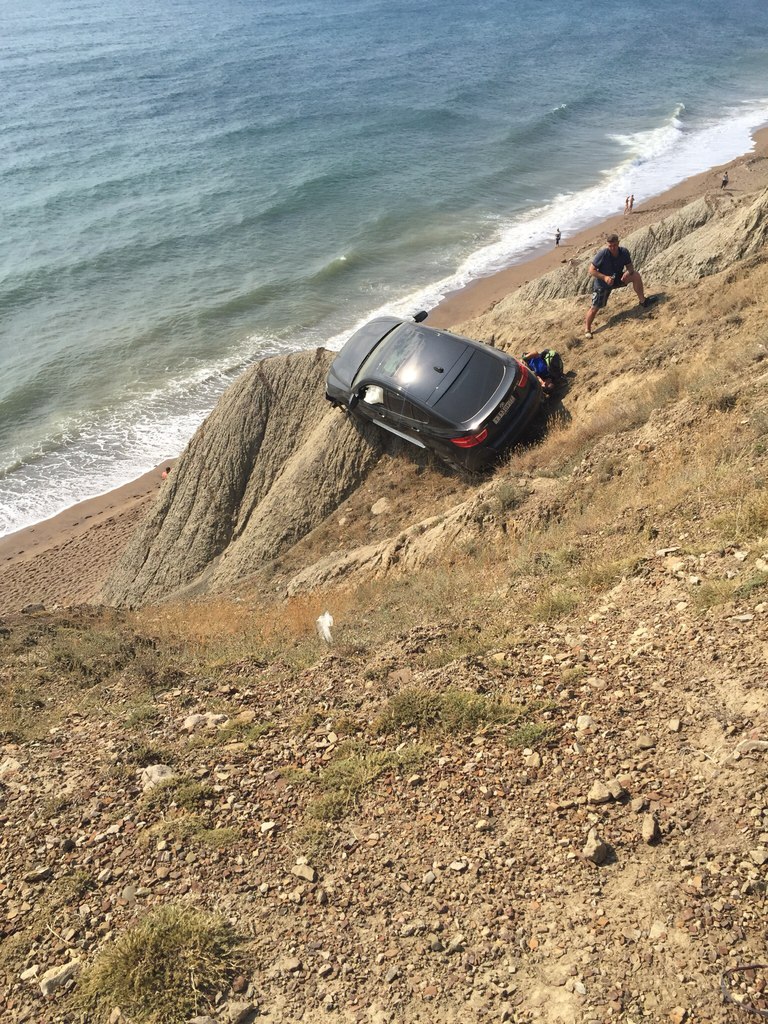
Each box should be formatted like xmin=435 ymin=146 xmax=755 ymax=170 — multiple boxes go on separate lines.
xmin=325 ymin=313 xmax=542 ymax=471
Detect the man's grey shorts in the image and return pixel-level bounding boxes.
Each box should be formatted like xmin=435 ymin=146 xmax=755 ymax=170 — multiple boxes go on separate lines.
xmin=591 ymin=278 xmax=627 ymax=309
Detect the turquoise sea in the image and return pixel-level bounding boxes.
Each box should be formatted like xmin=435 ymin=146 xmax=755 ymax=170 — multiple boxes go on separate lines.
xmin=2 ymin=0 xmax=768 ymax=535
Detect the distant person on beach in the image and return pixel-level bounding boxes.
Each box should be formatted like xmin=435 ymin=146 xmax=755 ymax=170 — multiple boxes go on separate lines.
xmin=555 ymin=228 xmax=561 ymax=246
xmin=161 ymin=466 xmax=171 ymax=480
xmin=721 ymin=171 xmax=729 ymax=189
xmin=629 ymin=194 xmax=635 ymax=213
xmin=584 ymin=232 xmax=654 ymax=338
xmin=624 ymin=196 xmax=630 ymax=214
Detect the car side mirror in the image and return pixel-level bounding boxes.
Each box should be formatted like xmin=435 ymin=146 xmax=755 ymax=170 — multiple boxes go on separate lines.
xmin=413 ymin=310 xmax=428 ymax=323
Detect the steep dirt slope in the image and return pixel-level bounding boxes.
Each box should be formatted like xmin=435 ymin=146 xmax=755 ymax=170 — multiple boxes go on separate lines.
xmin=99 ymin=349 xmax=388 ymax=607
xmin=100 ymin=189 xmax=768 ymax=608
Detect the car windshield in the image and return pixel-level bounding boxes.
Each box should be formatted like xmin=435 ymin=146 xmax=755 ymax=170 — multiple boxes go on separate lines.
xmin=354 ymin=323 xmax=431 ymax=386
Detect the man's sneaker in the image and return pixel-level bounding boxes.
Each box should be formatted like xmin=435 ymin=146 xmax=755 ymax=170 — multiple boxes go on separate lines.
xmin=585 ymin=330 xmax=593 ymax=339
xmin=639 ymin=296 xmax=658 ymax=308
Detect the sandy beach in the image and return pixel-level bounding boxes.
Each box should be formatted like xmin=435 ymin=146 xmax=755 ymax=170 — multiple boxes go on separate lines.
xmin=0 ymin=462 xmax=173 ymax=613
xmin=2 ymin=127 xmax=768 ymax=614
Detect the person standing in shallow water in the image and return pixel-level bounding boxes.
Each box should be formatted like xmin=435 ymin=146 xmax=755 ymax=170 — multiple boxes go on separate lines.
xmin=584 ymin=232 xmax=653 ymax=338
xmin=555 ymin=228 xmax=561 ymax=246
xmin=624 ymin=196 xmax=630 ymax=214
xmin=629 ymin=194 xmax=635 ymax=213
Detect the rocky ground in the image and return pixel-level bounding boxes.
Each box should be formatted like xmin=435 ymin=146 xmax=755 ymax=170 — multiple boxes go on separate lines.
xmin=1 ymin=532 xmax=766 ymax=1023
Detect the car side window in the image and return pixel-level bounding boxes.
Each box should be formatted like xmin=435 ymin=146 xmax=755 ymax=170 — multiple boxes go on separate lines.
xmin=383 ymin=390 xmax=428 ymax=423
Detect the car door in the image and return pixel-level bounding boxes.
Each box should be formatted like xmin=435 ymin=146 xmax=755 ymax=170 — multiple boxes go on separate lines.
xmin=359 ymin=385 xmax=429 ymax=448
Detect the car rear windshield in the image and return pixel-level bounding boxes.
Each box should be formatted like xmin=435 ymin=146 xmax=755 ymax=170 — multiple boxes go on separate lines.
xmin=432 ymin=349 xmax=506 ymax=423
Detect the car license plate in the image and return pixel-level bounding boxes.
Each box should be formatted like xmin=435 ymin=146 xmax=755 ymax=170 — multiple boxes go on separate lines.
xmin=492 ymin=393 xmax=516 ymax=424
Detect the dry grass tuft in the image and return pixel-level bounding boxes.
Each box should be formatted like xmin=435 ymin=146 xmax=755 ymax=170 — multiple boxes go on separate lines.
xmin=157 ymin=816 xmax=240 ymax=849
xmin=79 ymin=904 xmax=243 ymax=1024
xmin=374 ymin=687 xmax=550 ymax=739
xmin=307 ymin=745 xmax=425 ymax=821
xmin=133 ymin=590 xmax=363 ymax=673
xmin=529 ymin=586 xmax=580 ymax=622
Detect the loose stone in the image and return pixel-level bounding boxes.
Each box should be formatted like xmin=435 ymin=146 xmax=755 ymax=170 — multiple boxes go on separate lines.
xmin=587 ymin=781 xmax=612 ymax=805
xmin=228 ymin=1001 xmax=257 ymax=1024
xmin=642 ymin=814 xmax=661 ymax=845
xmin=291 ymin=863 xmax=317 ymax=882
xmin=583 ymin=828 xmax=610 ymax=866
xmin=140 ymin=764 xmax=176 ymax=792
xmin=39 ymin=958 xmax=80 ymax=997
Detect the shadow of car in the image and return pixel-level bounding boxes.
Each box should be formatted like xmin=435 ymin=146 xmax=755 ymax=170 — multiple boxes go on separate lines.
xmin=325 ymin=313 xmax=542 ymax=472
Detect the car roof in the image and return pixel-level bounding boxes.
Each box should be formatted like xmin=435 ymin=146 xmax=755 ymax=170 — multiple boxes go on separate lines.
xmin=353 ymin=321 xmax=507 ymax=407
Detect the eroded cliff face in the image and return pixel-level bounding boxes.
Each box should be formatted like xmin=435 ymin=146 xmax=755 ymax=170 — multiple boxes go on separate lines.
xmin=99 ymin=348 xmax=386 ymax=606
xmin=100 ymin=188 xmax=768 ymax=607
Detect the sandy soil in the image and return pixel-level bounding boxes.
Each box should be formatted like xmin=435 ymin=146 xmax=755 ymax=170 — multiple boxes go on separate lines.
xmin=2 ymin=125 xmax=768 ymax=614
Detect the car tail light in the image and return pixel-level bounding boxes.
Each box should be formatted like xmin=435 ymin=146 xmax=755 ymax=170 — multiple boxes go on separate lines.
xmin=450 ymin=428 xmax=489 ymax=448
xmin=516 ymin=362 xmax=529 ymax=388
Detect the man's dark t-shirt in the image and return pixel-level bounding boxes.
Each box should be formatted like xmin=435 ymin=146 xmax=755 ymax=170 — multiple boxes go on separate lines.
xmin=592 ymin=245 xmax=632 ymax=287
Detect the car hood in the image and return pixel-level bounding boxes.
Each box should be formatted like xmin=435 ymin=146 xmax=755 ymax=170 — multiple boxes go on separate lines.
xmin=327 ymin=316 xmax=403 ymax=389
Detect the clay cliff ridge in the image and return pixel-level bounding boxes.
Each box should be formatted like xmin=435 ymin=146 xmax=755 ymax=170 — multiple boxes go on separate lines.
xmin=98 ymin=348 xmax=387 ymax=606
xmin=99 ymin=187 xmax=768 ymax=608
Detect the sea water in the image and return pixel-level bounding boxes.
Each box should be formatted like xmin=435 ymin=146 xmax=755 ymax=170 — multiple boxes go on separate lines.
xmin=2 ymin=0 xmax=768 ymax=535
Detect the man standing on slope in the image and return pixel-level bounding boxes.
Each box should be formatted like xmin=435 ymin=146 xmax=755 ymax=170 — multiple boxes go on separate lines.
xmin=584 ymin=232 xmax=654 ymax=338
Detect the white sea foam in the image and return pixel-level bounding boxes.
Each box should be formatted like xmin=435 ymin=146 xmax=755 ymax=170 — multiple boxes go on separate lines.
xmin=0 ymin=332 xmax=292 ymax=536
xmin=451 ymin=101 xmax=768 ymax=283
xmin=324 ymin=99 xmax=768 ymax=354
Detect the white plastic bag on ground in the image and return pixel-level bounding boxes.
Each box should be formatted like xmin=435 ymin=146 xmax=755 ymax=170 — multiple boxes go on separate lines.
xmin=316 ymin=611 xmax=333 ymax=644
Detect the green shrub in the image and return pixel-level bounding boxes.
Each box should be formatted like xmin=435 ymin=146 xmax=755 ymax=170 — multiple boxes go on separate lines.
xmin=292 ymin=707 xmax=326 ymax=734
xmin=142 ymin=778 xmax=215 ymax=815
xmin=693 ymin=579 xmax=737 ymax=610
xmin=173 ymin=781 xmax=216 ymax=811
xmin=735 ymin=571 xmax=768 ymax=600
xmin=307 ymin=746 xmax=424 ymax=821
xmin=508 ymin=721 xmax=554 ymax=748
xmin=496 ymin=479 xmax=527 ymax=513
xmin=161 ymin=816 xmax=239 ymax=849
xmin=375 ymin=688 xmax=440 ymax=733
